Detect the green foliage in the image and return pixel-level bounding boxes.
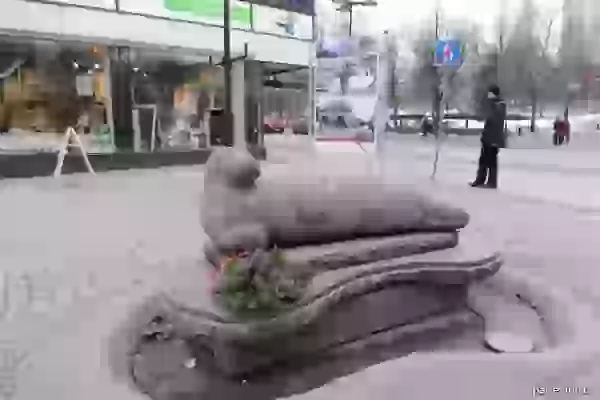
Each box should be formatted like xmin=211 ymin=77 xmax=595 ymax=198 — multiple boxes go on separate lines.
xmin=215 ymin=249 xmax=307 ymax=320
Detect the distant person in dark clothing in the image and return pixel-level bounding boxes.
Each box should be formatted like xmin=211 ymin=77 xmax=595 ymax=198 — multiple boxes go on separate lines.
xmin=553 ymin=116 xmax=570 ymax=146
xmin=470 ymin=84 xmax=506 ymax=189
xmin=420 ymin=113 xmax=433 ymax=137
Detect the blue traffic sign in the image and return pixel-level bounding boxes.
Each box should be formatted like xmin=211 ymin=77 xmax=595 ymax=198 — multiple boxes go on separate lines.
xmin=434 ymin=39 xmax=462 ymax=67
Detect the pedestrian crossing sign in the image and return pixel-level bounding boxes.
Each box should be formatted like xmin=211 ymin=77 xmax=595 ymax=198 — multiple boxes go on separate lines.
xmin=433 ymin=39 xmax=463 ymax=67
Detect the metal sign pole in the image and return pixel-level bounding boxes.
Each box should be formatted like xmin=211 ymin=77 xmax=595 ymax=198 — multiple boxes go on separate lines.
xmin=431 ymin=10 xmax=442 ymax=180
xmin=374 ymin=45 xmax=388 ymax=157
xmin=308 ymin=13 xmax=318 ymax=144
xmin=433 ymin=10 xmax=441 ymax=136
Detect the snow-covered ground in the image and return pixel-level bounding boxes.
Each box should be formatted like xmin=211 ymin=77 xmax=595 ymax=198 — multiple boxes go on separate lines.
xmin=5 ymin=143 xmax=600 ymax=399
xmin=444 ymin=114 xmax=600 ymax=140
xmin=570 ymin=113 xmax=600 ymax=133
xmin=446 ymin=119 xmax=484 ymax=129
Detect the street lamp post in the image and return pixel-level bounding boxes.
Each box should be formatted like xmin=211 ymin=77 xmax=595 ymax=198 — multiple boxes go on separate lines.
xmin=348 ymin=4 xmax=353 ymax=36
xmin=565 ymin=83 xmax=581 ymax=120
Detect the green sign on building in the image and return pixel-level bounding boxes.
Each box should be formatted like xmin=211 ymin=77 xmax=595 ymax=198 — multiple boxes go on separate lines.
xmin=164 ymin=0 xmax=251 ymax=24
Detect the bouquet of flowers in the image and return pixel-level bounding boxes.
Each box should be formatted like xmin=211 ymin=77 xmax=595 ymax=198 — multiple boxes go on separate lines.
xmin=211 ymin=248 xmax=307 ymax=319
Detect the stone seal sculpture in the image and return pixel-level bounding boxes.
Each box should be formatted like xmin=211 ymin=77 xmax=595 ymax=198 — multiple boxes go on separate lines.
xmin=202 ymin=146 xmax=471 ymax=253
xmin=122 ymin=147 xmax=503 ymax=400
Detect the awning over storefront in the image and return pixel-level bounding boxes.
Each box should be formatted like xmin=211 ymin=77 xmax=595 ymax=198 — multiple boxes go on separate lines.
xmin=240 ymin=0 xmax=314 ymax=15
xmin=262 ymin=61 xmax=308 ymax=90
xmin=1 ymin=0 xmax=311 ymax=66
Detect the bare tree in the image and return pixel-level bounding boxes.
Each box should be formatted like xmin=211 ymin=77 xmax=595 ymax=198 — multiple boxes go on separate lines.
xmin=468 ymin=6 xmax=508 ymax=118
xmin=536 ymin=18 xmax=558 ymax=117
xmin=407 ymin=17 xmax=483 ymax=113
xmin=407 ymin=26 xmax=438 ymax=105
xmin=558 ymin=1 xmax=594 ymax=116
xmin=499 ymin=0 xmax=559 ymax=131
xmin=529 ymin=15 xmax=557 ymax=128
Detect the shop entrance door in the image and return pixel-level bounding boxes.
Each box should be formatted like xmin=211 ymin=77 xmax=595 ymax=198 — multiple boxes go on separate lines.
xmin=132 ymin=105 xmax=157 ymax=152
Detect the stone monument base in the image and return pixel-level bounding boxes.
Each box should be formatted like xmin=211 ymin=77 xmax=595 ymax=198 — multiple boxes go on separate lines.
xmin=129 ymin=307 xmax=483 ymax=400
xmin=120 ymin=237 xmax=502 ymax=400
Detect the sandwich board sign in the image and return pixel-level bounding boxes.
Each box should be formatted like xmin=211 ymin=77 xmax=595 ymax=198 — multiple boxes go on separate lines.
xmin=54 ymin=127 xmax=96 ymax=177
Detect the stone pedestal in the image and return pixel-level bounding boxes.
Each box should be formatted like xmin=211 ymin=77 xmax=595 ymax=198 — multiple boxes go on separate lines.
xmin=202 ymin=283 xmax=469 ymax=376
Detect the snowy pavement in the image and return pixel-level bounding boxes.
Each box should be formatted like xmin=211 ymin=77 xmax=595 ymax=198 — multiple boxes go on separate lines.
xmin=0 ymin=168 xmax=208 ymax=400
xmin=377 ymin=136 xmax=600 ymax=212
xmin=281 ymin=145 xmax=600 ymax=400
xmin=2 ymin=143 xmax=600 ymax=399
xmin=284 ymin=183 xmax=600 ymax=400
xmin=267 ymin=134 xmax=600 ymax=211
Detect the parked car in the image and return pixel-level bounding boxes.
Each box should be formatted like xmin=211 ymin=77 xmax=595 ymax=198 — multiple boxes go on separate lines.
xmin=291 ymin=116 xmax=309 ymax=135
xmin=263 ymin=115 xmax=286 ymax=134
xmin=319 ymin=100 xmax=365 ymax=129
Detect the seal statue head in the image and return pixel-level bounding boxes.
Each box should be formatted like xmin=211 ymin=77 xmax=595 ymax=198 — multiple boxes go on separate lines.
xmin=204 ymin=147 xmax=261 ymax=189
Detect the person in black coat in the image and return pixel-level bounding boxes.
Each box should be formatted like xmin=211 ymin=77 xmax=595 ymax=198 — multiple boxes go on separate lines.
xmin=420 ymin=113 xmax=433 ymax=137
xmin=470 ymin=84 xmax=506 ymax=189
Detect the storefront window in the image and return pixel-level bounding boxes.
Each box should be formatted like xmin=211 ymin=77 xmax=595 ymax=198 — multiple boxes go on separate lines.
xmin=0 ymin=36 xmax=112 ymax=153
xmin=129 ymin=48 xmax=221 ymax=151
xmin=263 ymin=88 xmax=309 ymax=135
xmin=260 ymin=63 xmax=309 ymax=136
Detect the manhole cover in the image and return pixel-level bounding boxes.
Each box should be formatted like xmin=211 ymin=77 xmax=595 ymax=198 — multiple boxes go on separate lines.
xmin=485 ymin=331 xmax=534 ymax=353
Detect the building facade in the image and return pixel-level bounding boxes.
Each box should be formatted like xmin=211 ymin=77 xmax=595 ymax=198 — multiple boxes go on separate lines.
xmin=0 ymin=0 xmax=314 ymax=156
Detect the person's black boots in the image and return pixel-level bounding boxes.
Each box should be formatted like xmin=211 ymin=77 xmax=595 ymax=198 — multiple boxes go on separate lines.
xmin=485 ymin=167 xmax=498 ymax=189
xmin=470 ymin=165 xmax=487 ymax=187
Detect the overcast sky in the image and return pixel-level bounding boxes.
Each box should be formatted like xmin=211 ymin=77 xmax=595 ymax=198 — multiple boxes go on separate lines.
xmin=316 ymin=0 xmax=564 ymax=51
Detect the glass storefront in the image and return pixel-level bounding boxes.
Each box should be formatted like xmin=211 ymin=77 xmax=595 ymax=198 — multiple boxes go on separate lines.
xmin=263 ymin=87 xmax=309 ymax=134
xmin=0 ymin=37 xmax=226 ymax=153
xmin=129 ymin=48 xmax=223 ymax=151
xmin=1 ymin=34 xmax=306 ymax=155
xmin=0 ymin=36 xmax=112 ymax=152
xmin=262 ymin=64 xmax=310 ymax=135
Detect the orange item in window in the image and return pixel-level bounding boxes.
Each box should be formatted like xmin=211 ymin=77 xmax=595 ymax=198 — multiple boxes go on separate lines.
xmin=93 ymin=72 xmax=106 ymax=100
xmin=174 ymin=87 xmax=186 ymax=107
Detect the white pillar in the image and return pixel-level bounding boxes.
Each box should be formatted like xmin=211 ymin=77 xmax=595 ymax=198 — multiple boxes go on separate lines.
xmin=232 ymin=60 xmax=246 ymax=148
xmin=373 ymin=50 xmax=390 ymax=177
xmin=257 ymin=64 xmax=264 ymax=146
xmin=374 ymin=52 xmax=388 ymax=154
